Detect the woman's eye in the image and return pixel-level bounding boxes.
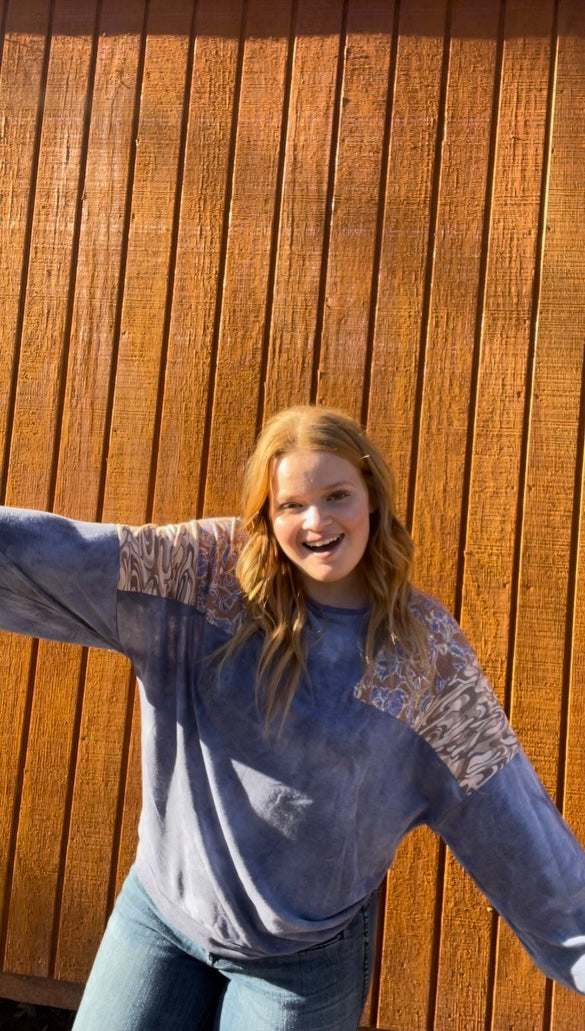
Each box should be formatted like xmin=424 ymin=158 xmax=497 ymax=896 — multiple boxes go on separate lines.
xmin=329 ymin=491 xmax=349 ymax=502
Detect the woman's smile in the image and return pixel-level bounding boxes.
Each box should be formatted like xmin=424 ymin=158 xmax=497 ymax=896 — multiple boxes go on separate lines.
xmin=302 ymin=534 xmax=343 ymax=553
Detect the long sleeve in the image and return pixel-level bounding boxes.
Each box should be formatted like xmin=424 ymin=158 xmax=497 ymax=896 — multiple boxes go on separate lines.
xmin=406 ymin=593 xmax=585 ymax=994
xmin=433 ymin=751 xmax=585 ymax=993
xmin=0 ymin=506 xmax=122 ymax=651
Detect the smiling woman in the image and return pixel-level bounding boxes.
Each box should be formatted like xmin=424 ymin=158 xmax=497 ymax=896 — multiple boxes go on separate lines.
xmin=231 ymin=405 xmax=427 ymax=728
xmin=0 ymin=406 xmax=585 ymax=1031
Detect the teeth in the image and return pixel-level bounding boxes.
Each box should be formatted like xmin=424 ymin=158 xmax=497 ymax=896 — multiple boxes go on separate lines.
xmin=304 ymin=536 xmax=341 ymax=551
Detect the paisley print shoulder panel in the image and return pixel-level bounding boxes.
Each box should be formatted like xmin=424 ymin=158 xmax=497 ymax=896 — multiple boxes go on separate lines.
xmin=354 ymin=592 xmax=520 ymax=794
xmin=117 ymin=517 xmax=247 ymax=633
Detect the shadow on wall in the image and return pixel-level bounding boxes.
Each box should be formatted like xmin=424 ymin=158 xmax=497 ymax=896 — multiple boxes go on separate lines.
xmin=4 ymin=2 xmax=577 ymax=39
xmin=0 ymin=998 xmax=75 ymax=1031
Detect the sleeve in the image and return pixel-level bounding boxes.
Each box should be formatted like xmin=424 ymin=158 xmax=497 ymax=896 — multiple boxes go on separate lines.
xmin=0 ymin=506 xmax=122 ymax=651
xmin=433 ymin=752 xmax=585 ymax=994
xmin=414 ymin=596 xmax=585 ymax=995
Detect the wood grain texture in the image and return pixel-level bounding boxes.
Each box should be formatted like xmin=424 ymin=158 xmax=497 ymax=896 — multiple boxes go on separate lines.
xmin=367 ymin=0 xmax=448 ymax=522
xmin=100 ymin=0 xmax=194 ymax=519
xmin=373 ymin=5 xmax=448 ymax=1027
xmin=315 ymin=0 xmax=395 ymax=418
xmin=493 ymin=3 xmax=585 ymax=1027
xmin=0 ymin=0 xmax=52 ymax=970
xmin=0 ymin=3 xmax=584 ymax=1024
xmin=151 ymin=0 xmax=244 ymax=524
xmin=435 ymin=3 xmax=557 ymax=1028
xmin=112 ymin=0 xmax=246 ymax=907
xmin=412 ymin=0 xmax=501 ymax=606
xmin=0 ymin=0 xmax=99 ymax=979
xmin=387 ymin=3 xmax=502 ymax=1028
xmin=203 ymin=0 xmax=293 ymax=515
xmin=56 ymin=0 xmax=195 ymax=981
xmin=264 ymin=0 xmax=344 ymax=417
xmin=0 ymin=0 xmax=50 ymax=491
xmin=42 ymin=0 xmax=144 ymax=983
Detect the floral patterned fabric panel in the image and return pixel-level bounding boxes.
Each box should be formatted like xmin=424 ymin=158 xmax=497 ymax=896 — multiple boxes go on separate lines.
xmin=354 ymin=593 xmax=520 ymax=794
xmin=117 ymin=518 xmax=247 ymax=633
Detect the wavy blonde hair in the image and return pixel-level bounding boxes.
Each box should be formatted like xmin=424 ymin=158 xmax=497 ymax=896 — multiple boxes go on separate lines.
xmin=227 ymin=405 xmax=426 ymax=729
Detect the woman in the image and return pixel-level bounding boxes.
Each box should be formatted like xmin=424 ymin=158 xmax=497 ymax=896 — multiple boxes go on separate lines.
xmin=0 ymin=404 xmax=584 ymax=1030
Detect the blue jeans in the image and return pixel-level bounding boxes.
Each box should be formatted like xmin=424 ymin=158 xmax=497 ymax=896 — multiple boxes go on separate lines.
xmin=73 ymin=866 xmax=378 ymax=1030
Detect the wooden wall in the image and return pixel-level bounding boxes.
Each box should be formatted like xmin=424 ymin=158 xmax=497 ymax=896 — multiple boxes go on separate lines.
xmin=0 ymin=0 xmax=584 ymax=1027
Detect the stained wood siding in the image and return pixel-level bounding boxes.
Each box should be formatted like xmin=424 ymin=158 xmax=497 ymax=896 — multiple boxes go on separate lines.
xmin=0 ymin=1 xmax=584 ymax=1027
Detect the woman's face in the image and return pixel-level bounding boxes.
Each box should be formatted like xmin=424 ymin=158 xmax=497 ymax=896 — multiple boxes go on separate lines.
xmin=269 ymin=448 xmax=373 ymax=608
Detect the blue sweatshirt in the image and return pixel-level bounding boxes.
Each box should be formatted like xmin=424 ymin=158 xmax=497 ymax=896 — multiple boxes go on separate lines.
xmin=1 ymin=507 xmax=585 ymax=992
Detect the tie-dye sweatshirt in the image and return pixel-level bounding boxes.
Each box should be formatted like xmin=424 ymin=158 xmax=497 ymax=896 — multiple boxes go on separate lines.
xmin=1 ymin=507 xmax=585 ymax=992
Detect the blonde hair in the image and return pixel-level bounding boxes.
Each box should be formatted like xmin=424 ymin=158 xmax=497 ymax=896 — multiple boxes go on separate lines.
xmin=228 ymin=405 xmax=425 ymax=729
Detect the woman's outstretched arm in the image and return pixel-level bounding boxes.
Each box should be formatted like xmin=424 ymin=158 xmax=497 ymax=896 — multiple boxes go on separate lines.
xmin=414 ymin=597 xmax=585 ymax=994
xmin=0 ymin=506 xmax=122 ymax=651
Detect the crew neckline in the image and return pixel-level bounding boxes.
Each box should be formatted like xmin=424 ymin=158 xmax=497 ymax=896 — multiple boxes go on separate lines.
xmin=306 ymin=596 xmax=370 ymax=617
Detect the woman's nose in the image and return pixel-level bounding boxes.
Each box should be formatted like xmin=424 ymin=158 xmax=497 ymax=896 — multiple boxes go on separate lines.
xmin=303 ymin=505 xmax=328 ymax=529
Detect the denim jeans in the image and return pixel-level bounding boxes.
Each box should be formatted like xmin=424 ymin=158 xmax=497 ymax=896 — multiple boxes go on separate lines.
xmin=72 ymin=866 xmax=378 ymax=1031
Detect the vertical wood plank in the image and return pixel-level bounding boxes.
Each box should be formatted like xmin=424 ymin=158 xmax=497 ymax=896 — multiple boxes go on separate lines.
xmin=117 ymin=0 xmax=245 ymax=896
xmin=412 ymin=0 xmax=500 ymax=607
xmin=4 ymin=0 xmax=100 ymax=970
xmin=4 ymin=644 xmax=88 ymax=977
xmin=47 ymin=0 xmax=145 ymax=970
xmin=492 ymin=315 xmax=584 ymax=1026
xmin=92 ymin=1 xmax=194 ymax=517
xmin=152 ymin=0 xmax=244 ymax=524
xmin=0 ymin=0 xmax=100 ymax=978
xmin=263 ymin=0 xmax=344 ymax=417
xmin=367 ymin=0 xmax=447 ymax=522
xmin=462 ymin=0 xmax=553 ymax=738
xmin=0 ymin=0 xmax=50 ymax=488
xmin=54 ymin=0 xmax=194 ymax=981
xmin=0 ymin=0 xmax=51 ymax=966
xmin=6 ymin=0 xmax=145 ymax=981
xmin=377 ymin=832 xmax=442 ymax=1031
xmin=315 ymin=0 xmax=395 ymax=419
xmin=53 ymin=0 xmax=147 ymax=522
xmin=372 ymin=5 xmax=448 ymax=1028
xmin=380 ymin=3 xmax=502 ymax=1028
xmin=427 ymin=0 xmax=501 ymax=1020
xmin=203 ymin=0 xmax=293 ymax=516
xmin=492 ymin=4 xmax=585 ymax=1027
xmin=435 ymin=4 xmax=556 ymax=1029
xmin=1 ymin=0 xmax=98 ymax=506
